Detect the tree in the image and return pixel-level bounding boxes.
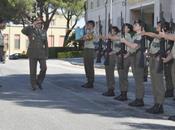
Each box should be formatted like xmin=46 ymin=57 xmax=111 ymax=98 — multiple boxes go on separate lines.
xmin=61 ymin=0 xmax=84 ymax=47
xmin=35 ymin=0 xmax=62 ymax=30
xmin=1 ymin=0 xmax=85 ymax=47
xmin=1 ymin=0 xmax=62 ymax=31
xmin=0 ymin=0 xmax=19 ymax=20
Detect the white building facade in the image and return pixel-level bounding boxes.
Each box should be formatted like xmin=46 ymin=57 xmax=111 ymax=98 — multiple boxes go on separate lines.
xmin=86 ymin=0 xmax=174 ymax=33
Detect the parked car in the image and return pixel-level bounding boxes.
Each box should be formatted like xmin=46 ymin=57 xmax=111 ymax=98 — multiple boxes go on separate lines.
xmin=9 ymin=53 xmax=28 ymax=60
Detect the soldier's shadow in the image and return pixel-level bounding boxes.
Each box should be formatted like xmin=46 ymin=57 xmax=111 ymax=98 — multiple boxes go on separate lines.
xmin=0 ymin=73 xmax=175 ymax=129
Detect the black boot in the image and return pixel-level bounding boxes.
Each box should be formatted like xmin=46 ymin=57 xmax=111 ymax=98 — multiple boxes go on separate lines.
xmin=168 ymin=115 xmax=175 ymax=121
xmin=165 ymin=89 xmax=174 ymax=97
xmin=114 ymin=91 xmax=127 ymax=101
xmin=81 ymin=82 xmax=94 ymax=88
xmin=128 ymin=99 xmax=144 ymax=107
xmin=146 ymin=104 xmax=164 ymax=114
xmin=146 ymin=104 xmax=156 ymax=113
xmin=102 ymin=89 xmax=115 ymax=97
xmin=37 ymin=81 xmax=43 ymax=90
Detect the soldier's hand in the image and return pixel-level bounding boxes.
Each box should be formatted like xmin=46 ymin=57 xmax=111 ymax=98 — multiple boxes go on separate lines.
xmin=162 ymin=57 xmax=169 ymax=63
xmin=159 ymin=30 xmax=165 ymax=38
xmin=121 ymin=38 xmax=127 ymax=44
xmin=140 ymin=32 xmax=146 ymax=36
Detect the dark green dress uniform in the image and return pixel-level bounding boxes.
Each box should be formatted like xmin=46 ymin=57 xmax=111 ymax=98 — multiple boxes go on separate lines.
xmin=128 ymin=33 xmax=145 ymax=106
xmin=146 ymin=38 xmax=165 ymax=114
xmin=22 ymin=26 xmax=48 ymax=90
xmin=0 ymin=30 xmax=4 ymax=62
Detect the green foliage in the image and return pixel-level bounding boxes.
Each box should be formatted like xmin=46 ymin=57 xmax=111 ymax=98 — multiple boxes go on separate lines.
xmin=0 ymin=0 xmax=62 ymax=28
xmin=61 ymin=0 xmax=85 ymax=46
xmin=61 ymin=0 xmax=84 ymax=17
xmin=57 ymin=51 xmax=82 ymax=58
xmin=9 ymin=0 xmax=34 ymax=23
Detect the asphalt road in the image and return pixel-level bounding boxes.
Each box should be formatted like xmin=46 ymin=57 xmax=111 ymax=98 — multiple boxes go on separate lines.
xmin=0 ymin=59 xmax=175 ymax=130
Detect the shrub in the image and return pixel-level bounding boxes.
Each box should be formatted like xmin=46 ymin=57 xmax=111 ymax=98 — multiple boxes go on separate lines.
xmin=57 ymin=51 xmax=82 ymax=58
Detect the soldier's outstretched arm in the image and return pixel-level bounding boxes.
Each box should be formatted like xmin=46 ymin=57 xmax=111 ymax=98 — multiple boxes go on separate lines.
xmin=108 ymin=34 xmax=120 ymax=41
xmin=141 ymin=32 xmax=160 ymax=39
xmin=160 ymin=33 xmax=175 ymax=41
xmin=121 ymin=38 xmax=138 ymax=49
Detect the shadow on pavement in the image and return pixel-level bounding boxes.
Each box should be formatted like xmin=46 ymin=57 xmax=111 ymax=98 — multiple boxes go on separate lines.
xmin=0 ymin=73 xmax=175 ymax=129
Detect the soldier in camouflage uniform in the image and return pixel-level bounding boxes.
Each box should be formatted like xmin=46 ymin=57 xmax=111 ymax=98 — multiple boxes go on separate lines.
xmin=21 ymin=17 xmax=48 ymax=91
xmin=121 ymin=20 xmax=145 ymax=107
xmin=164 ymin=40 xmax=174 ymax=97
xmin=81 ymin=20 xmax=96 ymax=88
xmin=159 ymin=31 xmax=175 ymax=120
xmin=114 ymin=23 xmax=133 ymax=101
xmin=141 ymin=21 xmax=166 ymax=114
xmin=102 ymin=26 xmax=122 ymax=96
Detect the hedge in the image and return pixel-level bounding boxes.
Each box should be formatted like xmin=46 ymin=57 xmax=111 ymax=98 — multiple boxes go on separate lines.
xmin=48 ymin=47 xmax=82 ymax=58
xmin=57 ymin=51 xmax=83 ymax=58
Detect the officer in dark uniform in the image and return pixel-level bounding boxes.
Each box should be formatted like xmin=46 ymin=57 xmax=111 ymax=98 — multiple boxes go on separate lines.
xmin=21 ymin=17 xmax=48 ymax=91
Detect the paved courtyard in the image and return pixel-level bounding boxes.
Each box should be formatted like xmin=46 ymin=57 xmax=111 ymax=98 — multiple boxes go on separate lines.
xmin=0 ymin=59 xmax=175 ymax=130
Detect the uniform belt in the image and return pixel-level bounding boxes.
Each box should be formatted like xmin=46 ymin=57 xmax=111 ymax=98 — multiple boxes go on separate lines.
xmin=116 ymin=51 xmax=121 ymax=56
xmin=149 ymin=52 xmax=159 ymax=57
xmin=116 ymin=50 xmax=127 ymax=56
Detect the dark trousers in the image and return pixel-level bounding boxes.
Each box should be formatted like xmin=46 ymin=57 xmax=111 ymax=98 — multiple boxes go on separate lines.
xmin=29 ymin=58 xmax=47 ymax=87
xmin=0 ymin=46 xmax=4 ymax=62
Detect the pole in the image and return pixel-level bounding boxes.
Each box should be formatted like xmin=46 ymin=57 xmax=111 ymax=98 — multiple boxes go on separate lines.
xmin=105 ymin=0 xmax=108 ymax=35
xmin=110 ymin=0 xmax=112 ymax=24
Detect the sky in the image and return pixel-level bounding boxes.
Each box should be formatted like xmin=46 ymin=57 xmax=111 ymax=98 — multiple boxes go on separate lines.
xmin=76 ymin=18 xmax=85 ymax=28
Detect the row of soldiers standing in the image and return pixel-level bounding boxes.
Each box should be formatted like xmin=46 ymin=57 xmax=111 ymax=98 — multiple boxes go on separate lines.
xmin=80 ymin=19 xmax=175 ymax=121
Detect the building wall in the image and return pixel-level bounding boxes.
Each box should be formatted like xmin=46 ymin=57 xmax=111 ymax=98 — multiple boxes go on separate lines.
xmin=86 ymin=0 xmax=174 ymax=33
xmin=2 ymin=14 xmax=67 ymax=56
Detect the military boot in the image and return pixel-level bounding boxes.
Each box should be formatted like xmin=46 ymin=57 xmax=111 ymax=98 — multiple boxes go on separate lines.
xmin=168 ymin=115 xmax=175 ymax=121
xmin=102 ymin=89 xmax=115 ymax=97
xmin=146 ymin=104 xmax=164 ymax=114
xmin=114 ymin=91 xmax=127 ymax=101
xmin=128 ymin=99 xmax=144 ymax=107
xmin=165 ymin=89 xmax=174 ymax=97
xmin=81 ymin=82 xmax=94 ymax=88
xmin=146 ymin=104 xmax=156 ymax=113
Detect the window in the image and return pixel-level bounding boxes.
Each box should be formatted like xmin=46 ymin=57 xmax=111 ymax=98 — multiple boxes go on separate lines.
xmin=59 ymin=36 xmax=64 ymax=47
xmin=50 ymin=19 xmax=55 ymax=26
xmin=14 ymin=34 xmax=20 ymax=49
xmin=48 ymin=35 xmax=54 ymax=47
